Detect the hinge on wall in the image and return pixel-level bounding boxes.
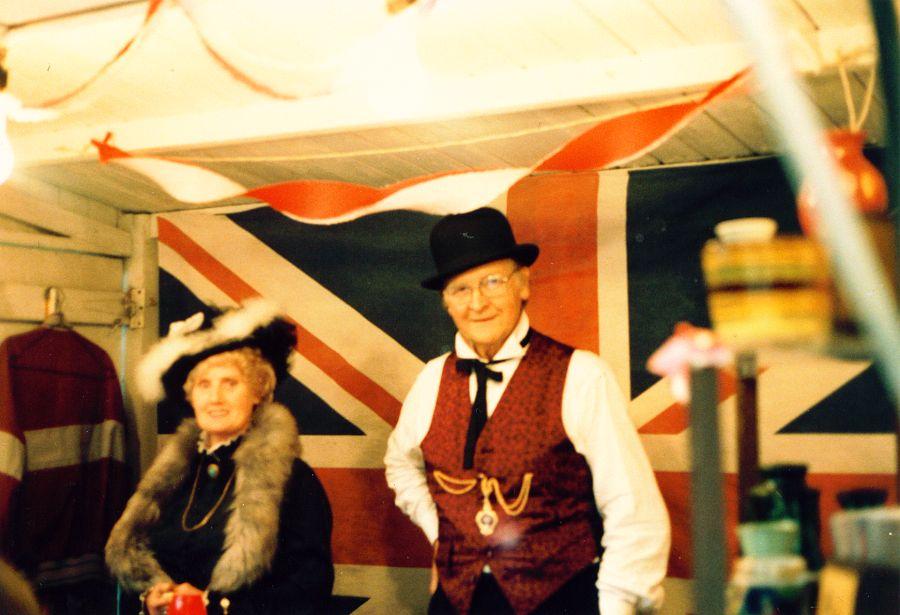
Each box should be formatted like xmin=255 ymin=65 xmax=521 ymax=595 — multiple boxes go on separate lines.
xmin=123 ymin=287 xmax=146 ymax=329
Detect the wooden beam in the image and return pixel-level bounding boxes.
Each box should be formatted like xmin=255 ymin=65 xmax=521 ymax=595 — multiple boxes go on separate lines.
xmin=0 ymin=229 xmax=131 ymax=257
xmin=12 ymin=21 xmax=874 ymax=170
xmin=0 ymin=282 xmax=125 ymax=326
xmin=0 ymin=186 xmax=132 ymax=256
xmin=121 ymin=214 xmax=159 ymax=474
xmin=15 ymin=41 xmax=752 ymax=166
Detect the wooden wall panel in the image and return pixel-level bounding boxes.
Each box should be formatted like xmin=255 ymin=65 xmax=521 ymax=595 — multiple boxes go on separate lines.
xmin=0 ymin=244 xmax=125 ymax=369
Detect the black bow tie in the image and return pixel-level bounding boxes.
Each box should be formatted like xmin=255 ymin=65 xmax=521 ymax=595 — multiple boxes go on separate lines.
xmin=456 ymin=359 xmax=504 ymax=469
xmin=454 ymin=327 xmax=533 ymax=378
xmin=455 ymin=359 xmax=504 ymax=381
xmin=455 ymin=329 xmax=532 ymax=469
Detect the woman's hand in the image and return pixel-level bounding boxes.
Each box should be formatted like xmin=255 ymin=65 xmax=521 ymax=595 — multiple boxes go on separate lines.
xmin=145 ymin=583 xmax=204 ymax=614
xmin=173 ymin=583 xmax=204 ymax=596
xmin=145 ymin=581 xmax=175 ymax=615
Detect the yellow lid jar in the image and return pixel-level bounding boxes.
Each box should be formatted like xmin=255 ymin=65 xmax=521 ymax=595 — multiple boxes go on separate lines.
xmin=701 ymin=218 xmax=833 ymax=349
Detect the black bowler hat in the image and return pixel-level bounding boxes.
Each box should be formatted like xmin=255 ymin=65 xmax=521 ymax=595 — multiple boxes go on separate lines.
xmin=421 ymin=207 xmax=539 ymax=290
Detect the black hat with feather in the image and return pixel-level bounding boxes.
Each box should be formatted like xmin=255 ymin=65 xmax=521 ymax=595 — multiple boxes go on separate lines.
xmin=137 ymin=298 xmax=296 ymax=407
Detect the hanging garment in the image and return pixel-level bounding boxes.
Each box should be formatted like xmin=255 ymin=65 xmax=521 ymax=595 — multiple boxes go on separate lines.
xmin=0 ymin=327 xmax=130 ymax=589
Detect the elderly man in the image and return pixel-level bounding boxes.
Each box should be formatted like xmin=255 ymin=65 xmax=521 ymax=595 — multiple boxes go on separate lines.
xmin=385 ymin=207 xmax=670 ymax=615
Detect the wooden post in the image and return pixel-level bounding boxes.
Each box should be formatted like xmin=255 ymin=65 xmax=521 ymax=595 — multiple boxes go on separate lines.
xmin=689 ymin=365 xmax=727 ymax=615
xmin=736 ymin=350 xmax=760 ymax=521
xmin=122 ymin=214 xmax=160 ymax=477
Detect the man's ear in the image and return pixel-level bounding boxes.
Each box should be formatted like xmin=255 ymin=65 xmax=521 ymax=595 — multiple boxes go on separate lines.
xmin=517 ymin=266 xmax=531 ymax=302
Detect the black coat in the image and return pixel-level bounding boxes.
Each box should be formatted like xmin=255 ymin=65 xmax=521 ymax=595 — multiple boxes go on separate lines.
xmin=106 ymin=404 xmax=334 ymax=615
xmin=150 ymin=453 xmax=332 ymax=614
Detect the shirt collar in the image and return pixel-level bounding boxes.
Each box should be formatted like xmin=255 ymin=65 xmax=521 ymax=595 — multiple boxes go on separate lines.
xmin=197 ymin=429 xmax=247 ymax=455
xmin=454 ymin=312 xmax=531 ymax=362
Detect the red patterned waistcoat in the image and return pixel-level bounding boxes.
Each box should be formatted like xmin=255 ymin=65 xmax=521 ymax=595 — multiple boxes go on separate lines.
xmin=421 ymin=332 xmax=600 ymax=614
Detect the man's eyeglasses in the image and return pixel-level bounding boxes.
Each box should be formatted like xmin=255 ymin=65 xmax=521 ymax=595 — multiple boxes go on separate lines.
xmin=443 ymin=268 xmax=520 ymax=305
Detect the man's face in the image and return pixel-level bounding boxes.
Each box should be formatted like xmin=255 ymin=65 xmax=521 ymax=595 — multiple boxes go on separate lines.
xmin=443 ymin=258 xmax=530 ymax=359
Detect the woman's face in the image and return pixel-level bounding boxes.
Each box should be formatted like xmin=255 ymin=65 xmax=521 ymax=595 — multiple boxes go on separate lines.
xmin=189 ymin=359 xmax=260 ymax=446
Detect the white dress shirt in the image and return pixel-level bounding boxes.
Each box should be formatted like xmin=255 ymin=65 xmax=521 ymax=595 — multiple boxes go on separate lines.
xmin=384 ymin=314 xmax=671 ymax=614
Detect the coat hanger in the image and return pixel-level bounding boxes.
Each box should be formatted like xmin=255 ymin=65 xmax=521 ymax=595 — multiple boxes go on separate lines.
xmin=42 ymin=286 xmax=71 ymax=329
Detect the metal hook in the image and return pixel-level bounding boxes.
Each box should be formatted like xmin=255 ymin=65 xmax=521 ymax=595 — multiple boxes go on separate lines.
xmin=43 ymin=286 xmax=68 ymax=328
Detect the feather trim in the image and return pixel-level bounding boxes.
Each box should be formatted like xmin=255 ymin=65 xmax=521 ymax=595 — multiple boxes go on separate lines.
xmin=136 ymin=297 xmax=282 ymax=402
xmin=105 ymin=402 xmax=299 ymax=592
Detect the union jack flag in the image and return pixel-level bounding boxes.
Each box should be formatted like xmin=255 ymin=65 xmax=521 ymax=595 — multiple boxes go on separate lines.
xmin=153 ymin=160 xmax=895 ymax=614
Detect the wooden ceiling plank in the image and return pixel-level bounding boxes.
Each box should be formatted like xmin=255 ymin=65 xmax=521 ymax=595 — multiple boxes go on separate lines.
xmin=10 ymin=174 xmax=122 ymax=227
xmin=576 ymin=0 xmax=687 ymax=53
xmin=803 ymin=72 xmax=852 ymax=127
xmin=194 ymin=163 xmax=279 ymax=191
xmin=411 ymin=119 xmax=523 ymax=168
xmin=382 ymin=146 xmax=466 ymax=175
xmin=515 ymin=0 xmax=633 ymax=60
xmin=650 ymin=135 xmax=707 ymax=165
xmin=353 ymin=155 xmax=428 ymax=184
xmin=249 ymin=161 xmax=318 ymax=184
xmin=773 ymin=0 xmax=818 ymax=32
xmin=443 ymin=115 xmax=570 ymax=167
xmin=6 ymin=3 xmax=147 ymax=103
xmin=771 ymin=0 xmax=842 ymax=71
xmin=674 ymin=111 xmax=754 ymax=160
xmin=280 ymin=159 xmax=360 ymax=184
xmin=0 ymin=0 xmax=135 ymax=28
xmin=493 ymin=4 xmax=580 ymax=66
xmin=579 ymin=99 xmax=640 ymax=119
xmin=305 ymin=156 xmax=396 ymax=188
xmin=6 ymin=0 xmax=879 ymax=211
xmin=13 ymin=38 xmax=751 ymax=167
xmin=754 ymin=74 xmax=837 ymax=131
xmin=703 ymin=111 xmax=759 ymax=154
xmin=0 ymin=242 xmax=122 ymax=289
xmin=704 ymin=98 xmax=774 ymax=155
xmin=851 ymin=70 xmax=885 ymax=144
xmin=389 ymin=125 xmax=506 ymax=171
xmin=525 ymin=106 xmax=596 ymax=131
xmin=0 ymin=214 xmax=44 ymax=234
xmin=0 ymin=185 xmax=131 ymax=254
xmin=0 ymin=229 xmax=130 ymax=257
xmin=303 ymin=135 xmax=399 ymax=186
xmin=418 ymin=0 xmax=534 ymax=72
xmin=441 ymin=108 xmax=601 ymax=168
xmin=791 ymin=0 xmax=871 ymax=30
xmin=348 ymin=129 xmax=444 ymax=178
xmin=623 ymin=153 xmax=663 ymax=168
xmin=23 ymin=164 xmax=172 ymax=213
xmin=386 ymin=125 xmax=478 ymax=171
xmin=645 ymin=0 xmax=738 ymax=45
xmin=855 ymin=67 xmax=883 ymax=104
xmin=418 ymin=12 xmax=506 ymax=76
xmin=173 ymin=136 xmax=336 ymax=160
xmin=0 ymin=282 xmax=125 ymax=326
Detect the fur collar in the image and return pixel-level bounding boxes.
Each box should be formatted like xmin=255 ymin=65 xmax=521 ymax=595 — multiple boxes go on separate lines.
xmin=105 ymin=402 xmax=300 ymax=593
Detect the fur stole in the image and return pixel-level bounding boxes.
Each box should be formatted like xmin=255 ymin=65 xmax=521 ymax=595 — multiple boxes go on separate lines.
xmin=105 ymin=402 xmax=300 ymax=593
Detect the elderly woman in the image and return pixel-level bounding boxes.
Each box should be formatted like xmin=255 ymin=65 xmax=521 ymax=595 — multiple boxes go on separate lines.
xmin=106 ymin=299 xmax=333 ymax=615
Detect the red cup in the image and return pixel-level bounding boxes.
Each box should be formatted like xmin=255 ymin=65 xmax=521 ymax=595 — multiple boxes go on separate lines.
xmin=168 ymin=592 xmax=207 ymax=615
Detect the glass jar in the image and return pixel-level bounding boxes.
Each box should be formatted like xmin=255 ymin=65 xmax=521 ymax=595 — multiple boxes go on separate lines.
xmin=701 ymin=218 xmax=833 ymax=350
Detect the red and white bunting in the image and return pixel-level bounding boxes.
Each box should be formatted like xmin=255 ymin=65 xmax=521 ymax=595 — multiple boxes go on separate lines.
xmin=92 ymin=69 xmax=749 ymax=222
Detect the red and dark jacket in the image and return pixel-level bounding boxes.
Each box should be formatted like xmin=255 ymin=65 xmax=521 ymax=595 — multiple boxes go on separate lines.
xmin=0 ymin=328 xmax=130 ymax=588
